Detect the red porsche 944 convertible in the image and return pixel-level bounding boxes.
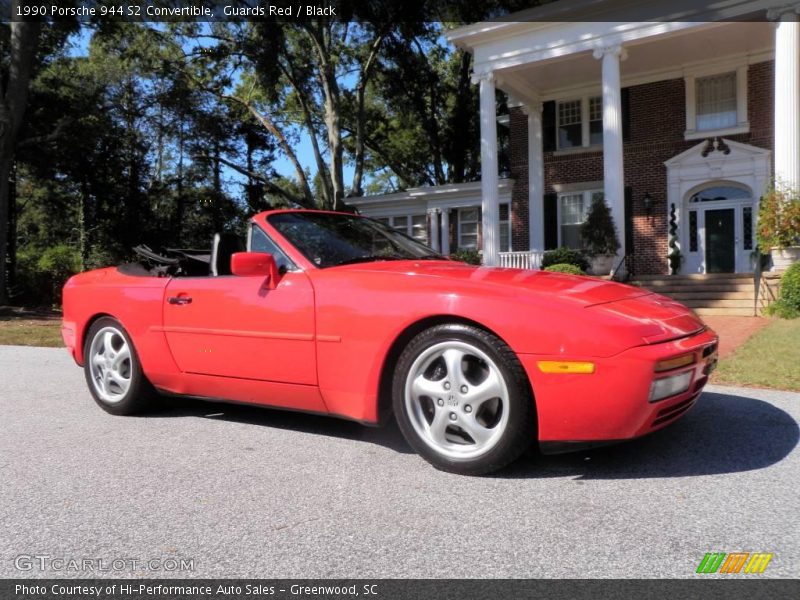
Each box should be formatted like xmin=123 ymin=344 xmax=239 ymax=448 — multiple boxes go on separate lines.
xmin=62 ymin=210 xmax=718 ymax=475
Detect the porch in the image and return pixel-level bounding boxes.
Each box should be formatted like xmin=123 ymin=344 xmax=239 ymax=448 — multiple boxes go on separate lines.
xmin=446 ymin=0 xmax=798 ymax=274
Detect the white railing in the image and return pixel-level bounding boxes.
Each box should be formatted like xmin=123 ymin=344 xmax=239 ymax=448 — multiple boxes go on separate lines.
xmin=498 ymin=251 xmax=544 ymax=270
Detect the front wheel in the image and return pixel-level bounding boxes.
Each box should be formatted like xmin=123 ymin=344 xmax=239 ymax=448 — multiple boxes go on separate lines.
xmin=392 ymin=324 xmax=536 ymax=475
xmin=83 ymin=317 xmax=156 ymax=415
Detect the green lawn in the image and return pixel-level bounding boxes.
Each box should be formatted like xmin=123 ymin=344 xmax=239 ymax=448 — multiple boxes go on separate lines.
xmin=0 ymin=308 xmax=63 ymax=348
xmin=713 ymin=318 xmax=800 ymax=392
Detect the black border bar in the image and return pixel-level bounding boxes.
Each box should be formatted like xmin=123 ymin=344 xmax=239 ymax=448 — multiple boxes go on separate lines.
xmin=2 ymin=579 xmax=800 ymax=600
xmin=3 ymin=0 xmax=777 ymax=23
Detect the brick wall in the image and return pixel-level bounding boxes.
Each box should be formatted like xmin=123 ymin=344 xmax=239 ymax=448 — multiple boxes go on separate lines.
xmin=509 ymin=60 xmax=774 ymax=275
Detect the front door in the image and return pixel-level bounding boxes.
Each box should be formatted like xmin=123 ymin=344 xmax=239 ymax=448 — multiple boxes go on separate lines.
xmin=705 ymin=208 xmax=735 ymax=273
xmin=163 ymin=272 xmax=317 ymax=385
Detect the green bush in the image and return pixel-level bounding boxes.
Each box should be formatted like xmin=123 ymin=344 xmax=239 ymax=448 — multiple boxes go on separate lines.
xmin=35 ymin=245 xmax=81 ymax=305
xmin=757 ymin=186 xmax=800 ymax=251
xmin=541 ymin=247 xmax=590 ymax=272
xmin=85 ymin=244 xmax=115 ymax=270
xmin=544 ymin=263 xmax=584 ymax=275
xmin=14 ymin=248 xmax=49 ymax=305
xmin=450 ymin=249 xmax=481 ymax=265
xmin=766 ymin=262 xmax=800 ymax=318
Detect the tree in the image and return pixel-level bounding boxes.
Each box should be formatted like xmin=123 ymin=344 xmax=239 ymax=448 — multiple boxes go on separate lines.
xmin=0 ymin=5 xmax=41 ymax=303
xmin=161 ymin=13 xmax=431 ymax=209
xmin=580 ymin=194 xmax=620 ymax=257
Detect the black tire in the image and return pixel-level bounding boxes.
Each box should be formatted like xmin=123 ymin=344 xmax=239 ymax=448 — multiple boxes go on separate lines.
xmin=392 ymin=323 xmax=536 ymax=475
xmin=83 ymin=317 xmax=157 ymax=415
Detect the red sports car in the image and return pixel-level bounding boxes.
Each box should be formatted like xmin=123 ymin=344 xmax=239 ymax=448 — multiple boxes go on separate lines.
xmin=62 ymin=210 xmax=718 ymax=475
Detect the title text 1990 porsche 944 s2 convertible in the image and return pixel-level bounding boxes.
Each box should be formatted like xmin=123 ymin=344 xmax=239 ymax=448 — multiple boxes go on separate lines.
xmin=62 ymin=210 xmax=718 ymax=475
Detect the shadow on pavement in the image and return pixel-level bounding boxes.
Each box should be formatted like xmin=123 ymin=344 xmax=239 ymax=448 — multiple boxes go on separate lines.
xmin=146 ymin=395 xmax=415 ymax=454
xmin=503 ymin=390 xmax=799 ymax=479
xmin=141 ymin=388 xmax=798 ymax=476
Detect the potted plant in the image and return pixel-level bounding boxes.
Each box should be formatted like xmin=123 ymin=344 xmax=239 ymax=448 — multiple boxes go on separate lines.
xmin=668 ymin=248 xmax=683 ymax=275
xmin=580 ymin=194 xmax=620 ymax=275
xmin=757 ymin=185 xmax=800 ymax=271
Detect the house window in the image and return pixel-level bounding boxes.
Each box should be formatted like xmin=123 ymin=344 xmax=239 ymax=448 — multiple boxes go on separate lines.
xmin=499 ymin=204 xmax=511 ymax=252
xmin=743 ymin=206 xmax=753 ymax=251
xmin=391 ymin=215 xmax=409 ymax=233
xmin=685 ymin=65 xmax=748 ymax=139
xmin=689 ymin=211 xmax=698 ymax=252
xmin=557 ymin=96 xmax=602 ymax=150
xmin=589 ymin=96 xmax=603 ymax=146
xmin=557 ymin=99 xmax=582 ymax=149
xmin=558 ymin=191 xmax=599 ymax=249
xmin=377 ymin=214 xmax=427 ymax=244
xmin=411 ymin=214 xmax=428 ymax=244
xmin=696 ymin=72 xmax=737 ymax=131
xmin=689 ymin=185 xmax=750 ymax=202
xmin=458 ymin=207 xmax=480 ymax=250
xmin=455 ymin=205 xmax=510 ymax=251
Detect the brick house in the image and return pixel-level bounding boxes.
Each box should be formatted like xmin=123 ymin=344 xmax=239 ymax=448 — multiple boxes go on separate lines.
xmin=349 ymin=0 xmax=798 ymax=278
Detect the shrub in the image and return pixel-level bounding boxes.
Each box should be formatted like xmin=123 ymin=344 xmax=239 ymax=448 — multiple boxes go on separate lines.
xmin=580 ymin=193 xmax=620 ymax=257
xmin=541 ymin=247 xmax=590 ymax=272
xmin=544 ymin=263 xmax=584 ymax=275
xmin=766 ymin=262 xmax=800 ymax=319
xmin=450 ymin=249 xmax=481 ymax=265
xmin=14 ymin=248 xmax=49 ymax=305
xmin=757 ymin=186 xmax=800 ymax=251
xmin=37 ymin=245 xmax=82 ymax=305
xmin=85 ymin=244 xmax=115 ymax=271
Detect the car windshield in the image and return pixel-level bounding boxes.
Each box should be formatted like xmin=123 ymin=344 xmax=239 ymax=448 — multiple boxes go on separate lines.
xmin=267 ymin=211 xmax=440 ymax=268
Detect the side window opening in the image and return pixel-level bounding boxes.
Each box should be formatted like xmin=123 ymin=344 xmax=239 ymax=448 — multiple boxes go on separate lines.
xmin=248 ymin=224 xmax=297 ymax=272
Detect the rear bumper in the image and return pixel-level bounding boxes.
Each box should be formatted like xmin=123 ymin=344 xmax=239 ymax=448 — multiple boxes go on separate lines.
xmin=519 ymin=328 xmax=718 ymax=446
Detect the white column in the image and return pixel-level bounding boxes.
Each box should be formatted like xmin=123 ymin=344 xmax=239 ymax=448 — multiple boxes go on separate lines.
xmin=475 ymin=71 xmax=499 ymax=266
xmin=771 ymin=7 xmax=800 ymax=189
xmin=527 ymin=101 xmax=545 ymax=251
xmin=428 ymin=208 xmax=440 ymax=252
xmin=593 ymin=45 xmax=627 ymax=259
xmin=440 ymin=209 xmax=450 ymax=255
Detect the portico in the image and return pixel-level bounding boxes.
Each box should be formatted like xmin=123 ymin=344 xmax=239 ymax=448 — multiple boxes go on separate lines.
xmin=446 ymin=0 xmax=799 ymax=273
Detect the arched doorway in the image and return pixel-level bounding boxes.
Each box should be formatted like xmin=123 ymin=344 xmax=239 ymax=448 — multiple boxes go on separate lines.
xmin=665 ymin=139 xmax=770 ymax=275
xmin=682 ymin=182 xmax=754 ymax=274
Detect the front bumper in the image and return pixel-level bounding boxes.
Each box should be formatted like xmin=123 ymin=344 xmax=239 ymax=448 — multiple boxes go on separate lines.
xmin=61 ymin=321 xmax=78 ymax=362
xmin=519 ymin=327 xmax=718 ymax=448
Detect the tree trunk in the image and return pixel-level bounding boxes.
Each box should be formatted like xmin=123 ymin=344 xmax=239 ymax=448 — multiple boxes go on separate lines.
xmin=212 ymin=142 xmax=222 ymax=231
xmin=450 ymin=51 xmax=473 ymax=184
xmin=351 ymin=33 xmax=385 ymax=198
xmin=79 ymin=179 xmax=89 ymax=271
xmin=176 ymin=114 xmax=185 ymax=244
xmin=0 ymin=157 xmax=13 ymax=302
xmin=324 ymin=81 xmax=345 ymax=211
xmin=0 ymin=15 xmax=41 ymax=304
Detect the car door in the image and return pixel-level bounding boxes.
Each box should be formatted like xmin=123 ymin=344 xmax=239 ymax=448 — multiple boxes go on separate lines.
xmin=162 ymin=260 xmax=317 ymax=386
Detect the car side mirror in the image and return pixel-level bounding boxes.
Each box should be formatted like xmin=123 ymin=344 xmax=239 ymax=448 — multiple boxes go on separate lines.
xmin=230 ymin=252 xmax=281 ymax=288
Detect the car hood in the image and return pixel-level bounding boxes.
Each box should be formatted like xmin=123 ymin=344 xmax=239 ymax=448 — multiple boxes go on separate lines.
xmin=339 ymin=260 xmax=705 ymax=344
xmin=340 ymin=260 xmax=647 ymax=305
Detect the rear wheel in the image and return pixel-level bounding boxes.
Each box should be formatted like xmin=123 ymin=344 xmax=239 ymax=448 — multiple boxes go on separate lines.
xmin=83 ymin=317 xmax=156 ymax=415
xmin=392 ymin=324 xmax=535 ymax=475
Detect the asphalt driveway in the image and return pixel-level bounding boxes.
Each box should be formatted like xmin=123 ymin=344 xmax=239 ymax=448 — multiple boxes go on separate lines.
xmin=1 ymin=345 xmax=798 ymax=578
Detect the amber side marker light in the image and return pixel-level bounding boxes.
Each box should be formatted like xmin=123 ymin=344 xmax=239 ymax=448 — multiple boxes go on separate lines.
xmin=537 ymin=361 xmax=596 ymax=374
xmin=655 ymin=353 xmax=696 ymax=372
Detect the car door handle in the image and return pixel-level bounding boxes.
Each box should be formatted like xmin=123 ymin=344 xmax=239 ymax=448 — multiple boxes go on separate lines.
xmin=168 ymin=296 xmax=192 ymax=305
